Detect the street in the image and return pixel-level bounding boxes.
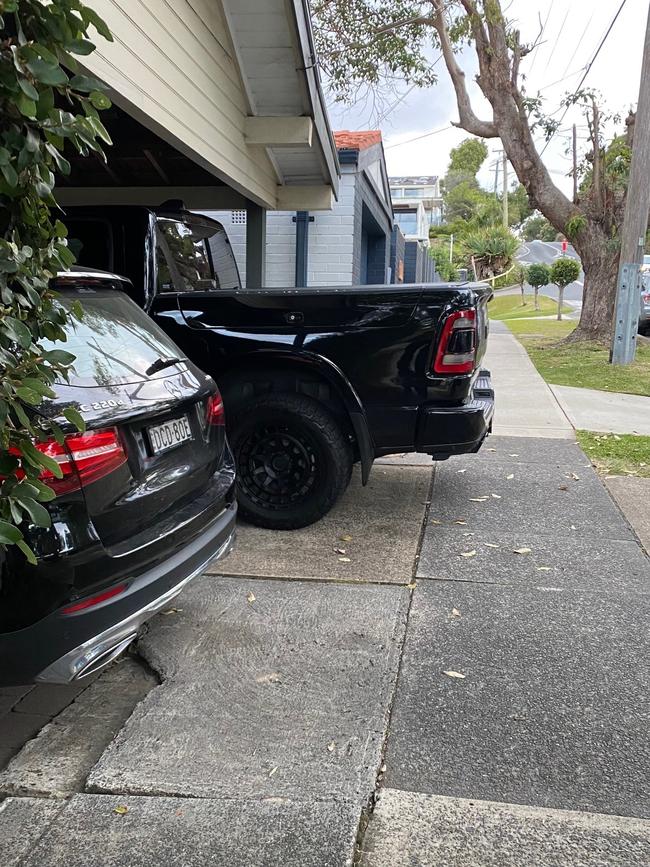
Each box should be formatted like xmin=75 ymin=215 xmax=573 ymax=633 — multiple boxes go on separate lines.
xmin=517 ymin=240 xmax=584 ymax=304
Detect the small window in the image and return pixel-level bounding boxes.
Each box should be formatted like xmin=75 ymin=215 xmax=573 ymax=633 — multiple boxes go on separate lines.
xmin=231 ymin=210 xmax=247 ymax=225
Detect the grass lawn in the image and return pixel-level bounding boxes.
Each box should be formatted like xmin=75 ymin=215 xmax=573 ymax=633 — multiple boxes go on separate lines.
xmin=488 ymin=293 xmax=571 ymax=320
xmin=505 ymin=318 xmax=650 ymax=397
xmin=578 ymin=430 xmax=650 ymax=478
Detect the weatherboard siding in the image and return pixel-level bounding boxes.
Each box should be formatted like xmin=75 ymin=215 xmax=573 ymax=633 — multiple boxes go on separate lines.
xmin=80 ymin=0 xmax=279 ymax=206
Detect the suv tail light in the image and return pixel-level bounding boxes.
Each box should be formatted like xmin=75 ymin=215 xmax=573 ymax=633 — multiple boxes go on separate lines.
xmin=206 ymin=391 xmax=225 ymax=426
xmin=36 ymin=428 xmax=127 ymax=495
xmin=433 ymin=309 xmax=477 ymax=375
xmin=61 ymin=582 xmax=128 ymax=615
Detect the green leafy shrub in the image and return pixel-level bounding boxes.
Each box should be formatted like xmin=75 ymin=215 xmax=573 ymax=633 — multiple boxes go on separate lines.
xmin=463 ymin=225 xmax=519 ymax=280
xmin=526 ymin=262 xmax=551 ymax=310
xmin=491 ymin=261 xmax=525 ymax=290
xmin=550 ymin=257 xmax=581 ymax=320
xmin=0 ymin=0 xmax=112 ymax=559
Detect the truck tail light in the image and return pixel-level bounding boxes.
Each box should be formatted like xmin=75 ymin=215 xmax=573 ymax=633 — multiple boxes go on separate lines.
xmin=643 ymin=293 xmax=650 ymax=303
xmin=205 ymin=390 xmax=225 ymax=426
xmin=433 ymin=309 xmax=477 ymax=375
xmin=35 ymin=429 xmax=127 ymax=495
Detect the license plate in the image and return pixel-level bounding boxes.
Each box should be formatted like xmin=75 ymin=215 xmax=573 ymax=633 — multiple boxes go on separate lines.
xmin=147 ymin=415 xmax=192 ymax=455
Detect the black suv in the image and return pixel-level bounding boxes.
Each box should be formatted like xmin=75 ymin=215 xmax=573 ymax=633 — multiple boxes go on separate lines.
xmin=0 ymin=270 xmax=236 ymax=685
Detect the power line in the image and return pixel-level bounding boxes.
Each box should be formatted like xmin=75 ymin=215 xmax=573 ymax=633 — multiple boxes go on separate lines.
xmin=385 ymin=125 xmax=452 ymax=149
xmin=560 ymin=15 xmax=593 ymax=78
xmin=545 ymin=8 xmax=571 ymax=71
xmin=539 ymin=66 xmax=587 ymax=93
xmin=539 ymin=0 xmax=629 ymax=157
xmin=528 ymin=0 xmax=556 ymax=75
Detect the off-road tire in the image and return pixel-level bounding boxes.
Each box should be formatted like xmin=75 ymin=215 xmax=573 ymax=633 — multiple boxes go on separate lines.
xmin=229 ymin=393 xmax=353 ymax=530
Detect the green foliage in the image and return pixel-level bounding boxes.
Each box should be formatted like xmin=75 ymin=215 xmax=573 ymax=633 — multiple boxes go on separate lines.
xmin=444 ymin=137 xmax=488 ymax=193
xmin=550 ymin=257 xmax=581 ymax=289
xmin=526 ymin=262 xmax=551 ymax=289
xmin=522 ymin=214 xmax=557 ymax=242
xmin=491 ymin=261 xmax=525 ymax=290
xmin=0 ymin=0 xmax=112 ymax=559
xmin=463 ymin=225 xmax=519 ymax=280
xmin=565 ymin=214 xmax=587 ymax=240
xmin=448 ymin=138 xmax=488 ymax=176
xmin=310 ymin=1 xmax=436 ymax=102
xmin=508 ymin=184 xmax=533 ymax=228
xmin=428 ymin=243 xmax=457 ymax=281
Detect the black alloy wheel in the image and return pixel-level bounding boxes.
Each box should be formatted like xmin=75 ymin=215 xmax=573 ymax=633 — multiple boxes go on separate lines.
xmin=230 ymin=393 xmax=353 ymax=530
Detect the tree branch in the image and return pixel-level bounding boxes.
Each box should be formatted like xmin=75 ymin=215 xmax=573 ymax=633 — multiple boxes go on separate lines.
xmin=452 ymin=0 xmax=575 ymax=231
xmin=374 ymin=14 xmax=436 ymax=35
xmin=431 ymin=0 xmax=498 ymax=138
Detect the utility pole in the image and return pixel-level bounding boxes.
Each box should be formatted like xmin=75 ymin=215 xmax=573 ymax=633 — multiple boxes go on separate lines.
xmin=493 ymin=157 xmax=500 ymax=197
xmin=502 ymin=150 xmax=508 ymax=227
xmin=611 ymin=7 xmax=650 ymax=365
xmin=572 ymin=124 xmax=578 ymax=203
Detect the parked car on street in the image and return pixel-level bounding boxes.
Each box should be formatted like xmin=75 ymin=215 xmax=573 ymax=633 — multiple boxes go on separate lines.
xmin=0 ymin=269 xmax=236 ymax=685
xmin=62 ymin=204 xmax=495 ymax=530
xmin=639 ymin=267 xmax=650 ymax=334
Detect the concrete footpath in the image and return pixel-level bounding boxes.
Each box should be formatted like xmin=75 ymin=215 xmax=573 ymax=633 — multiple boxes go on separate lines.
xmin=550 ymin=384 xmax=650 ymax=436
xmin=484 ymin=322 xmax=574 ymax=439
xmin=1 ymin=328 xmax=650 ymax=866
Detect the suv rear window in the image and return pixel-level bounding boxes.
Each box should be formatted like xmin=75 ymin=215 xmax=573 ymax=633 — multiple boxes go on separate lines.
xmin=44 ymin=290 xmax=184 ymax=387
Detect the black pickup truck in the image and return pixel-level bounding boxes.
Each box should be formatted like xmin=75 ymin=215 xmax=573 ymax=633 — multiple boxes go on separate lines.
xmin=62 ymin=204 xmax=494 ymax=529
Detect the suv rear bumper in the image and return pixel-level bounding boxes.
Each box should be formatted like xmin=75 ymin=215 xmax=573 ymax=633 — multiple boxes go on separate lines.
xmin=415 ymin=369 xmax=495 ymax=459
xmin=1 ymin=500 xmax=236 ymax=685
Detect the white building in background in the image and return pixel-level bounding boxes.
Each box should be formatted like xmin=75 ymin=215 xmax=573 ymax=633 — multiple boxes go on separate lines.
xmin=392 ymin=201 xmax=430 ymax=244
xmin=389 ymin=176 xmax=444 ymax=228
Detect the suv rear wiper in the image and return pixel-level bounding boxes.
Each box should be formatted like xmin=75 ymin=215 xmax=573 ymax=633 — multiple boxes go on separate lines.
xmin=145 ymin=356 xmax=186 ymax=376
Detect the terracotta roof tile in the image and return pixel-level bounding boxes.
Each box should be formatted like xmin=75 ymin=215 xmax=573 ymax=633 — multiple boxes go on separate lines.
xmin=333 ymin=130 xmax=382 ymax=151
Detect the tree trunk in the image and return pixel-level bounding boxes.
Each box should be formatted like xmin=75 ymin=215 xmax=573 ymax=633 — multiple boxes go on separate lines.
xmin=520 ymin=281 xmax=525 ymax=305
xmin=557 ymin=287 xmax=564 ymax=320
xmin=570 ymin=225 xmax=620 ymax=342
xmin=534 ymin=287 xmax=540 ymax=311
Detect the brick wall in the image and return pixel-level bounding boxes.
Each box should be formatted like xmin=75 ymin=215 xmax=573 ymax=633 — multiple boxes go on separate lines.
xmin=307 ymin=170 xmax=356 ymax=286
xmin=204 ymin=209 xmax=297 ymax=288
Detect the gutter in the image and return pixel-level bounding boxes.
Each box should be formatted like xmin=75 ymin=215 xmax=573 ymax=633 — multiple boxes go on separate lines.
xmin=290 ymin=0 xmax=341 ymax=197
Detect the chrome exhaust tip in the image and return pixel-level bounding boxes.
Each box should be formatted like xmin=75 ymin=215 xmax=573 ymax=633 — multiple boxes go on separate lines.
xmin=74 ymin=633 xmax=137 ymax=680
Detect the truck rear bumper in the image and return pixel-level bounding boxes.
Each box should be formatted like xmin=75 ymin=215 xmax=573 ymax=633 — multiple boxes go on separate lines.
xmin=415 ymin=369 xmax=495 ymax=459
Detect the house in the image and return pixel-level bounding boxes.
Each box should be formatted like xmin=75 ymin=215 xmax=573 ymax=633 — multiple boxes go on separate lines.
xmin=54 ymin=0 xmax=340 ymax=286
xmin=389 ymin=177 xmax=441 ymax=284
xmin=207 ymin=130 xmax=394 ymax=287
xmin=392 ymin=201 xmax=431 ymax=244
xmin=390 ymin=176 xmax=444 ymax=227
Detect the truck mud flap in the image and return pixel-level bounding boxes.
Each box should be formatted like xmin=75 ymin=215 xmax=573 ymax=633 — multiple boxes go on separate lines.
xmin=350 ymin=410 xmax=374 ymax=485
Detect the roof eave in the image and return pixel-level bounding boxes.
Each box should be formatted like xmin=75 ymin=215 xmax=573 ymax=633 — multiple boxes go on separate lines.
xmin=289 ymin=0 xmax=340 ymax=195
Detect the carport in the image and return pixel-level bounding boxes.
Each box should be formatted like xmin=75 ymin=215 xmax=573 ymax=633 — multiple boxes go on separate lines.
xmin=56 ymin=0 xmax=339 ymax=287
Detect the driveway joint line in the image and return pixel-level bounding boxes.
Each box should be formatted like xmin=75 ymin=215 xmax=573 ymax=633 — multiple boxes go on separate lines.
xmin=352 ymin=466 xmax=436 ymax=866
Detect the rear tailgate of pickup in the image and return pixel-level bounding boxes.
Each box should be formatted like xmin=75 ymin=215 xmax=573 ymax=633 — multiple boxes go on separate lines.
xmin=472 ymin=283 xmax=492 ymax=369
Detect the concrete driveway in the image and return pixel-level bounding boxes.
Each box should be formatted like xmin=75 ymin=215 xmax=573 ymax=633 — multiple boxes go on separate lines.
xmin=1 ymin=329 xmax=650 ymax=865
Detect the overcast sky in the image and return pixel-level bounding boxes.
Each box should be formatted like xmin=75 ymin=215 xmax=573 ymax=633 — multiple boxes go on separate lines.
xmin=326 ymin=0 xmax=648 ymax=197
